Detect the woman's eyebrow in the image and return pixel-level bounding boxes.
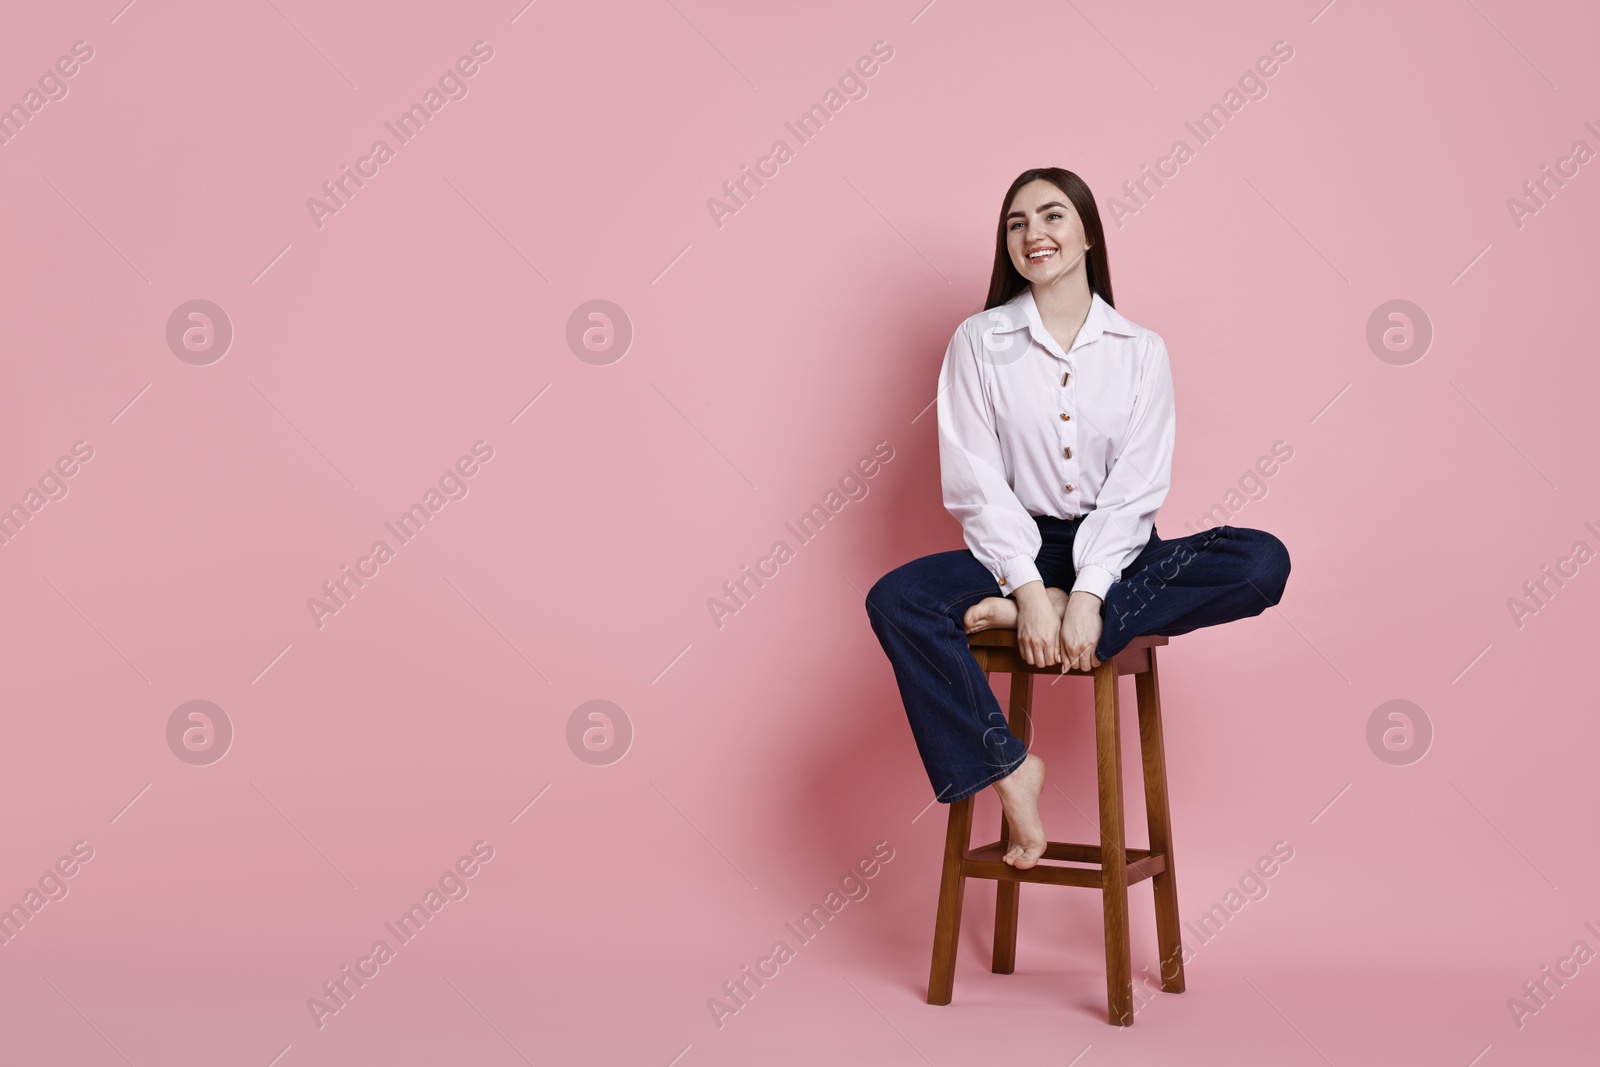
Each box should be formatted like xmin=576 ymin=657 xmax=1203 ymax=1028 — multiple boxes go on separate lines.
xmin=1005 ymin=200 xmax=1067 ymax=220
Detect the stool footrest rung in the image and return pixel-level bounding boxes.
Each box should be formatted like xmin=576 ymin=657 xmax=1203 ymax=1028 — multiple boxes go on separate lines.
xmin=962 ymin=841 xmax=1168 ymax=888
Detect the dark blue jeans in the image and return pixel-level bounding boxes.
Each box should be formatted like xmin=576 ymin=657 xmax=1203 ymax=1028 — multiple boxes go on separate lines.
xmin=864 ymin=518 xmax=1290 ymax=804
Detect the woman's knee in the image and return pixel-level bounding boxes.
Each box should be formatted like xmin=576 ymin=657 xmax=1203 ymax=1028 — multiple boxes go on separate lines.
xmin=865 ymin=564 xmax=911 ymax=618
xmin=1237 ymin=528 xmax=1291 ymax=603
xmin=866 ymin=555 xmax=936 ymax=618
xmin=865 ymin=551 xmax=987 ymax=620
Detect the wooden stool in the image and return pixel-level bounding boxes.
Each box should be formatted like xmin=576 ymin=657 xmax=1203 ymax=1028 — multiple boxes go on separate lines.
xmin=926 ymin=632 xmax=1184 ymax=1026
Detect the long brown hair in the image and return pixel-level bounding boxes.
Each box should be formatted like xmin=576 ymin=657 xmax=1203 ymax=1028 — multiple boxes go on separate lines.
xmin=984 ymin=168 xmax=1114 ymax=311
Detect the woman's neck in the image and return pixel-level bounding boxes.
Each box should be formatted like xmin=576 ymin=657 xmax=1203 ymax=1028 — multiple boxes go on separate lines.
xmin=1031 ymin=276 xmax=1093 ymax=351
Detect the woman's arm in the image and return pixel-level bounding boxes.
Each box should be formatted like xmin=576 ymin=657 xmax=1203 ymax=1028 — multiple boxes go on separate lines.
xmin=937 ymin=320 xmax=1046 ymax=594
xmin=1071 ymin=331 xmax=1177 ymax=599
xmin=937 ymin=321 xmax=1062 ymax=666
xmin=1059 ymin=331 xmax=1175 ymax=670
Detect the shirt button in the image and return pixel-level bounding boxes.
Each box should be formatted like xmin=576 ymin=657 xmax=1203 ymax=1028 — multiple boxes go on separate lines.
xmin=1062 ymin=371 xmax=1070 ymax=387
xmin=1060 ymin=413 xmax=1071 ymax=422
xmin=1063 ymin=446 xmax=1072 ymax=459
xmin=1064 ymin=483 xmax=1075 ymax=492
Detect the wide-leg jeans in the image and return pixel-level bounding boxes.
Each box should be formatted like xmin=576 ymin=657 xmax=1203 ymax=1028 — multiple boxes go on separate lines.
xmin=864 ymin=517 xmax=1290 ymax=804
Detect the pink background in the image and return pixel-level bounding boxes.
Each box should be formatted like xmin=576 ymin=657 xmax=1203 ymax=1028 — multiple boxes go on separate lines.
xmin=3 ymin=0 xmax=1598 ymax=1064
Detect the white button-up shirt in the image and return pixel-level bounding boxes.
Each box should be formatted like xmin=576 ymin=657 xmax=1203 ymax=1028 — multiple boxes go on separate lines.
xmin=936 ymin=287 xmax=1175 ymax=602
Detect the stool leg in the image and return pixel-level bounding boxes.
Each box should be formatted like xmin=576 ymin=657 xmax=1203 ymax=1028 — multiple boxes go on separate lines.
xmin=1094 ymin=659 xmax=1134 ymax=1026
xmin=1137 ymin=649 xmax=1185 ymax=993
xmin=993 ymin=670 xmax=1033 ymax=975
xmin=927 ymin=793 xmax=973 ymax=1005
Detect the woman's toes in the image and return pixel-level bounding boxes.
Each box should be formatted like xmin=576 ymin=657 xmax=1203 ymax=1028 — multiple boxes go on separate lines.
xmin=964 ymin=598 xmax=998 ymax=632
xmin=1012 ymin=841 xmax=1047 ymax=870
xmin=964 ymin=596 xmax=1020 ymax=633
xmin=1001 ymin=838 xmax=1045 ymax=869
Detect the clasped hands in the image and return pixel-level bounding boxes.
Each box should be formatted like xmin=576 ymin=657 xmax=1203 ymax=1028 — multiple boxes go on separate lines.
xmin=1013 ymin=580 xmax=1103 ymax=671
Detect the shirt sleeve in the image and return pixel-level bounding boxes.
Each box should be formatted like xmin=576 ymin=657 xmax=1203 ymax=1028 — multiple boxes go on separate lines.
xmin=1071 ymin=331 xmax=1176 ymax=600
xmin=936 ymin=321 xmax=1044 ymax=595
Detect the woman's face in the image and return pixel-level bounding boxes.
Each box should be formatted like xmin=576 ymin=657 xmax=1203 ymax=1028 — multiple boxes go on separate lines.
xmin=1005 ymin=179 xmax=1090 ymax=286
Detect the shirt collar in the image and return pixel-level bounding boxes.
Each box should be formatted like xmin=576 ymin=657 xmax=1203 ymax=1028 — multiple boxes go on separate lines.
xmin=992 ymin=287 xmax=1138 ymax=357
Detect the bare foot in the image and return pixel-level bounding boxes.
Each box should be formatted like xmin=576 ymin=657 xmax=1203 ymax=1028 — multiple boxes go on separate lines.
xmin=963 ymin=587 xmax=1069 ymax=633
xmin=991 ymin=753 xmax=1048 ymax=869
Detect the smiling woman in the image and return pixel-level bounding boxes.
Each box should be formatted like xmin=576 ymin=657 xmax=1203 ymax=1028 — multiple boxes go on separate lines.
xmin=865 ymin=166 xmax=1291 ymax=877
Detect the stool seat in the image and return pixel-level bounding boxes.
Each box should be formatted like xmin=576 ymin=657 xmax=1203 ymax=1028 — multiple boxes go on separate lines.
xmin=926 ymin=630 xmax=1184 ymax=1026
xmin=965 ymin=629 xmax=1167 ymax=676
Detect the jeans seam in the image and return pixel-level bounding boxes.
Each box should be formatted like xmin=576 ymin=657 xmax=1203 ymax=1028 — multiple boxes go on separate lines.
xmin=938 ymin=585 xmax=1010 ymax=767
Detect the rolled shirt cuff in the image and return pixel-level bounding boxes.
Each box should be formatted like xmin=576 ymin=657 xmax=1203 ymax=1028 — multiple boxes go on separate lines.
xmin=1071 ymin=564 xmax=1117 ymax=601
xmin=995 ymin=554 xmax=1042 ymax=596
